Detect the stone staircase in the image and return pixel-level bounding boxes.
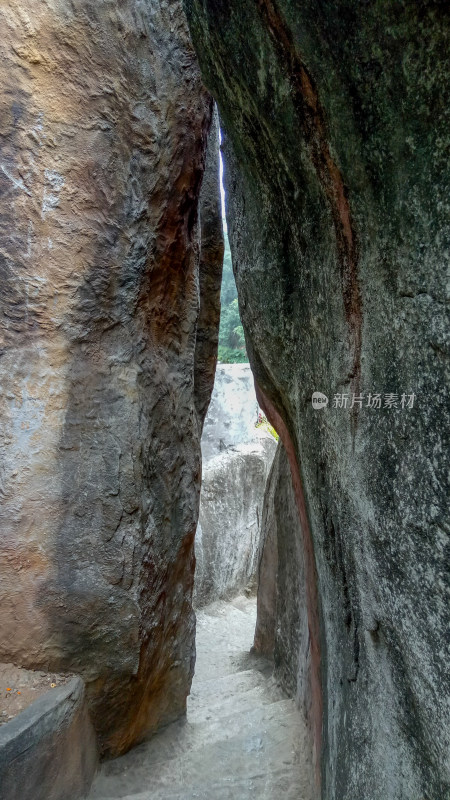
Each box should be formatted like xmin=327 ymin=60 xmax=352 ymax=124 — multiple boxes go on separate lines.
xmin=87 ymin=596 xmax=314 ymax=800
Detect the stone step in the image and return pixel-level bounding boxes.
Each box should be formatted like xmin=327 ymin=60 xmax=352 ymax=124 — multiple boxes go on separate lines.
xmin=187 ymin=667 xmax=267 ymax=703
xmin=89 ymin=700 xmax=312 ymax=799
xmin=187 ymin=679 xmax=285 ymax=724
xmin=192 ymin=646 xmax=273 ymax=683
xmin=91 ymin=699 xmax=298 ymax=780
xmin=86 ymin=596 xmax=314 ymax=800
xmin=192 ymin=649 xmax=270 ymax=682
xmin=193 ymin=601 xmax=259 ymax=681
xmin=110 ymin=765 xmax=311 ymax=800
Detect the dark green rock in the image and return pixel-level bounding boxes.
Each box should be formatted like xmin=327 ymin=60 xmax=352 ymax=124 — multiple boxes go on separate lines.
xmin=184 ymin=2 xmax=449 ymax=797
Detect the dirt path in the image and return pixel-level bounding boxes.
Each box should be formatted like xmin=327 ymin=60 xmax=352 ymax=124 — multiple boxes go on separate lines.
xmin=88 ymin=596 xmax=314 ymax=800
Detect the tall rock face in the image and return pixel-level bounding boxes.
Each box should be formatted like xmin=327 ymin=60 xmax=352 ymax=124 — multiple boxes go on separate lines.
xmin=194 ymin=108 xmax=225 ymax=428
xmin=252 ymin=449 xmax=279 ymax=659
xmin=0 ymin=1 xmax=221 ymax=758
xmin=184 ymin=3 xmax=449 ymax=798
xmin=254 ymin=441 xmax=311 ymax=719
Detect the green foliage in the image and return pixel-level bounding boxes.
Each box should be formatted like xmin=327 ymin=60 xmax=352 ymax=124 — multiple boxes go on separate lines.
xmin=218 ymin=230 xmax=248 ymax=363
xmin=220 ymin=235 xmax=236 ymax=306
xmin=218 ymin=346 xmax=248 ymax=364
xmin=255 ymin=415 xmax=279 ymax=441
xmin=220 ymin=299 xmax=245 ymax=349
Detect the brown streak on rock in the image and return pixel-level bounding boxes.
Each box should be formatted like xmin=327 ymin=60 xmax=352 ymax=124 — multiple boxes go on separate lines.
xmin=255 ymin=382 xmax=322 ymax=789
xmin=0 ymin=0 xmax=217 ymax=758
xmin=139 ymin=108 xmax=212 ymax=352
xmin=256 ymin=0 xmax=362 ymax=407
xmin=100 ymin=529 xmax=196 ymax=758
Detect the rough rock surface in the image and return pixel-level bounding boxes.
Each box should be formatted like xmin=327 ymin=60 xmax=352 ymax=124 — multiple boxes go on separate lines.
xmin=0 ymin=0 xmax=221 ymax=757
xmin=254 ymin=441 xmax=311 ymax=721
xmin=0 ymin=677 xmax=97 ymax=800
xmin=200 ymin=363 xmax=260 ymax=461
xmin=194 ymin=436 xmax=276 ymax=607
xmin=194 ymin=108 xmax=225 ymax=428
xmin=185 ymin=3 xmax=449 ymax=798
xmin=194 ymin=362 xmax=276 ymax=607
xmin=252 ymin=450 xmax=279 ymax=659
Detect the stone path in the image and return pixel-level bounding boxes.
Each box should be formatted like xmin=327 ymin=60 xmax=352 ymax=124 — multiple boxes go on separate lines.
xmin=87 ymin=596 xmax=314 ymax=800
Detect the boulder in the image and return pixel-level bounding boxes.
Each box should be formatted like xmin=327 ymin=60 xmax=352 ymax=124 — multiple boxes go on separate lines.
xmin=201 ymin=363 xmax=261 ymax=461
xmin=194 ymin=436 xmax=276 ymax=607
xmin=0 ymin=0 xmax=221 ymax=758
xmin=184 ymin=2 xmax=449 ymax=797
xmin=194 ymin=363 xmax=276 ymax=606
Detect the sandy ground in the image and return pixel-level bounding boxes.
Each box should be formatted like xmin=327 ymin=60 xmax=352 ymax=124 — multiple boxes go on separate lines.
xmin=88 ymin=595 xmax=314 ymax=800
xmin=0 ymin=663 xmax=71 ymax=725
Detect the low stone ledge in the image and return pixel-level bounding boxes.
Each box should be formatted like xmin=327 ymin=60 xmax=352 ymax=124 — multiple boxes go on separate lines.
xmin=0 ymin=676 xmax=97 ymax=800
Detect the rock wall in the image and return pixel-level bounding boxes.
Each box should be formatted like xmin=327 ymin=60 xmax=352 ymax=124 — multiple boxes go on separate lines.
xmin=194 ymin=363 xmax=276 ymax=606
xmin=184 ymin=3 xmax=449 ymax=798
xmin=254 ymin=441 xmax=311 ymax=719
xmin=0 ymin=0 xmax=221 ymax=758
xmin=252 ymin=450 xmax=279 ymax=659
xmin=194 ymin=108 xmax=225 ymax=428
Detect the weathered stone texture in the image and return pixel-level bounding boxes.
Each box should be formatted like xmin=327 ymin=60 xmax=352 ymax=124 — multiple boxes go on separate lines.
xmin=0 ymin=0 xmax=219 ymax=757
xmin=200 ymin=363 xmax=260 ymax=461
xmin=0 ymin=677 xmax=97 ymax=800
xmin=254 ymin=441 xmax=311 ymax=721
xmin=252 ymin=448 xmax=279 ymax=658
xmin=194 ymin=435 xmax=276 ymax=607
xmin=195 ymin=363 xmax=276 ymax=607
xmin=194 ymin=108 xmax=225 ymax=428
xmin=185 ymin=2 xmax=449 ymax=798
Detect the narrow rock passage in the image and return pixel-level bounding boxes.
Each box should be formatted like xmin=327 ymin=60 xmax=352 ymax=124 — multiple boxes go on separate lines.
xmin=88 ymin=596 xmax=314 ymax=800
